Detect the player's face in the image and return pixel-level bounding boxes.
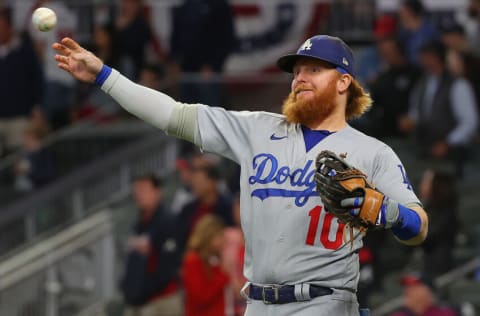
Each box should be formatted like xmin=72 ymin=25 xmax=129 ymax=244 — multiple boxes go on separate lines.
xmin=282 ymin=58 xmax=341 ymax=126
xmin=290 ymin=58 xmax=339 ymax=99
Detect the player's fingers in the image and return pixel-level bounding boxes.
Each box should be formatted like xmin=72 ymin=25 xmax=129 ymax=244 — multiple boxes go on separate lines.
xmin=54 ymin=54 xmax=68 ymax=64
xmin=71 ymin=52 xmax=89 ymax=63
xmin=61 ymin=37 xmax=81 ymax=51
xmin=315 ymin=156 xmax=329 ymax=169
xmin=317 ymin=157 xmax=327 ymax=164
xmin=52 ymin=43 xmax=71 ymax=56
xmin=340 ymin=197 xmax=364 ymax=208
xmin=58 ymin=62 xmax=70 ymax=73
xmin=317 ymin=164 xmax=333 ymax=176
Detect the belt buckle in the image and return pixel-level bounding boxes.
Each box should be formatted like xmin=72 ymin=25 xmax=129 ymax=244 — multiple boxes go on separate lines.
xmin=262 ymin=286 xmax=279 ymax=304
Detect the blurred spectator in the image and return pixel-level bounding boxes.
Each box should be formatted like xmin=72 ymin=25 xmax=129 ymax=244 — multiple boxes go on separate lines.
xmin=14 ymin=122 xmax=55 ymax=192
xmin=357 ymin=229 xmax=390 ymax=308
xmin=170 ymin=0 xmax=236 ymax=107
xmin=368 ymin=36 xmax=421 ymax=137
xmin=170 ymin=158 xmax=194 ymax=215
xmin=190 ymin=151 xmax=231 ymax=196
xmin=357 ymin=246 xmax=375 ymax=308
xmin=120 ymin=174 xmax=183 ymax=316
xmin=400 ymin=41 xmax=478 ymax=176
xmin=191 ymin=151 xmax=222 ymax=169
xmin=374 ymin=14 xmax=399 ymax=44
xmin=439 ymin=21 xmax=471 ymax=53
xmin=222 ymin=195 xmax=246 ymax=316
xmin=75 ymin=23 xmax=126 ymax=122
xmin=419 ymin=170 xmax=459 ymax=279
xmin=138 ymin=63 xmax=165 ymax=91
xmin=92 ymin=23 xmax=123 ymax=69
xmin=177 ymin=164 xmax=234 ymax=251
xmin=466 ymin=0 xmax=480 ymax=55
xmin=446 ymin=48 xmax=480 ymax=115
xmin=355 ymin=14 xmax=398 ymax=84
xmin=29 ymin=0 xmax=77 ymax=130
xmin=398 ymin=0 xmax=439 ymax=64
xmin=182 ymin=214 xmax=230 ymax=316
xmin=116 ymin=0 xmax=152 ymax=80
xmin=0 ymin=7 xmax=43 ymax=155
xmin=29 ymin=107 xmax=50 ymax=131
xmin=388 ymin=274 xmax=459 ymax=316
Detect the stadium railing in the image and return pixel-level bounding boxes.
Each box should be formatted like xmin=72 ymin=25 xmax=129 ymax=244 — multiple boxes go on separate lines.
xmin=0 ymin=210 xmax=115 ymax=316
xmin=0 ymin=128 xmax=178 ymax=259
xmin=0 ymin=121 xmax=156 ymax=206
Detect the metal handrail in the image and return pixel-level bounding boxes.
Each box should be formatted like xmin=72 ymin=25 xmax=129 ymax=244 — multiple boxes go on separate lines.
xmin=0 ymin=121 xmax=90 ymax=174
xmin=0 ymin=133 xmax=169 ymax=226
xmin=372 ymin=256 xmax=480 ymax=316
xmin=0 ymin=131 xmax=177 ymax=258
xmin=0 ymin=120 xmax=156 ymax=175
xmin=0 ymin=211 xmax=112 ymax=291
xmin=0 ymin=210 xmax=116 ymax=316
xmin=436 ymin=257 xmax=480 ymax=288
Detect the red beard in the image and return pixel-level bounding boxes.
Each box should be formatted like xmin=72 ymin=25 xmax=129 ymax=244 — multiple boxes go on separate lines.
xmin=282 ymin=81 xmax=338 ymax=126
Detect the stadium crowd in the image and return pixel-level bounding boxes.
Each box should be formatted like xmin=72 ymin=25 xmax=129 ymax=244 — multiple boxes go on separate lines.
xmin=1 ymin=0 xmax=480 ymax=315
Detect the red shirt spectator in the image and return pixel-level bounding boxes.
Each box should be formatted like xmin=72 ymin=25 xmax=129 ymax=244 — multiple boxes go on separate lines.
xmin=182 ymin=214 xmax=230 ymax=316
xmin=182 ymin=251 xmax=230 ymax=316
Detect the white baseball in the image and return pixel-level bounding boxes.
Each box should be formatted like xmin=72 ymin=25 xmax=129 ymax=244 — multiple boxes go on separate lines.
xmin=32 ymin=7 xmax=57 ymax=32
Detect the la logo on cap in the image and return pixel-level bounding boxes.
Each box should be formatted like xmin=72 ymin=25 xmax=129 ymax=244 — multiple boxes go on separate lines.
xmin=342 ymin=57 xmax=349 ymax=66
xmin=300 ymin=39 xmax=312 ymax=51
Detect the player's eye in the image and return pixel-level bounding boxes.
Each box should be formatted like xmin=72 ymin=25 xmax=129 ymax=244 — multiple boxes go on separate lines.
xmin=293 ymin=66 xmax=317 ymax=78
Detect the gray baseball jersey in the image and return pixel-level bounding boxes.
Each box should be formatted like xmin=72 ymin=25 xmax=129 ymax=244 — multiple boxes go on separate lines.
xmin=193 ymin=105 xmax=419 ymax=292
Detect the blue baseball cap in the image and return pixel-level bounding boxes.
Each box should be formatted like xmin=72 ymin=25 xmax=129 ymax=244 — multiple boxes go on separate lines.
xmin=277 ymin=35 xmax=356 ymax=77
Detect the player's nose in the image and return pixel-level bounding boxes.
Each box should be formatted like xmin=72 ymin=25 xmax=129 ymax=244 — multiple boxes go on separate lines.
xmin=292 ymin=78 xmax=310 ymax=92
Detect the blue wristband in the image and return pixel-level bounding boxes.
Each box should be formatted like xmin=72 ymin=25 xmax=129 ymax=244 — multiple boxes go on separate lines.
xmin=391 ymin=204 xmax=422 ymax=240
xmin=94 ymin=65 xmax=112 ymax=86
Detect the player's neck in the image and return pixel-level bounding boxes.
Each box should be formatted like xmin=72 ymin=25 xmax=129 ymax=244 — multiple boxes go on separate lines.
xmin=306 ymin=112 xmax=347 ymax=132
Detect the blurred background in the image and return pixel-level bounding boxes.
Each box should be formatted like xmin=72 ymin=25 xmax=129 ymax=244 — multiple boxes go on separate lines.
xmin=0 ymin=0 xmax=479 ymax=315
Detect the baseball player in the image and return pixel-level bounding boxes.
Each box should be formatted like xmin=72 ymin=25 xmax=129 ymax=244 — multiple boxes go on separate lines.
xmin=53 ymin=35 xmax=428 ymax=316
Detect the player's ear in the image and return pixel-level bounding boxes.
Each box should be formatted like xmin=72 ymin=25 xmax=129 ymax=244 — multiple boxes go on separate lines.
xmin=337 ymin=74 xmax=352 ymax=94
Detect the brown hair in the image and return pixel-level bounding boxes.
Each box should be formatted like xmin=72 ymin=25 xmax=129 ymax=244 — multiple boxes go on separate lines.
xmin=345 ymin=78 xmax=373 ymax=120
xmin=187 ymin=214 xmax=225 ymax=262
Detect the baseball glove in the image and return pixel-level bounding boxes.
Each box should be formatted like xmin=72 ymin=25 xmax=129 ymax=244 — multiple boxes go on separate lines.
xmin=315 ymin=150 xmax=385 ymax=229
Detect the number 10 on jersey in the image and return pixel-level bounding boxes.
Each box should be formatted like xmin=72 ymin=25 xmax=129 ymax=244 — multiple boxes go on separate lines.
xmin=305 ymin=206 xmax=345 ymax=250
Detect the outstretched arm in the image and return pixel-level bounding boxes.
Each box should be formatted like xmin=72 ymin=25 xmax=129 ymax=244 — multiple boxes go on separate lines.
xmin=53 ymin=37 xmax=197 ymax=140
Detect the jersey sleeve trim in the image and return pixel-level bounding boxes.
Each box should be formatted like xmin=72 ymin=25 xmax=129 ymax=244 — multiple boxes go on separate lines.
xmin=166 ymin=104 xmax=198 ymax=143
